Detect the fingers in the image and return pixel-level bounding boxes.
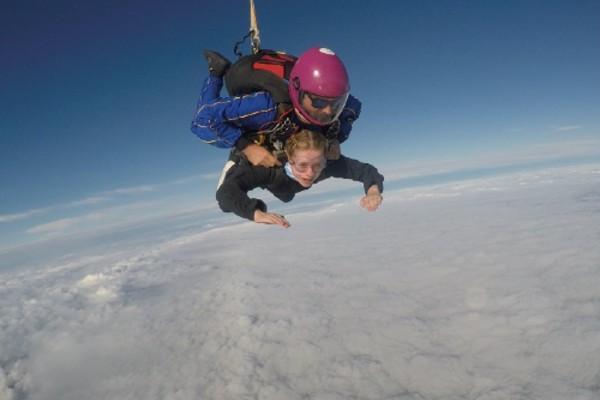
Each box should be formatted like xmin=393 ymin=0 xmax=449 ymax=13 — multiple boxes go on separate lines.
xmin=360 ymin=195 xmax=383 ymax=212
xmin=255 ymin=211 xmax=290 ymax=228
xmin=267 ymin=213 xmax=290 ymax=228
xmin=361 ymin=198 xmax=378 ymax=211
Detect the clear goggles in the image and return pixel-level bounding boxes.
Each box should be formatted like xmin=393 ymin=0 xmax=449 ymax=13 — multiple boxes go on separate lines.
xmin=300 ymin=91 xmax=349 ymax=124
xmin=289 ymin=158 xmax=327 ymax=173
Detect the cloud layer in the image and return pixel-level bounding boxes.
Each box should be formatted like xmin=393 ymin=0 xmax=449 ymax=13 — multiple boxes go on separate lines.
xmin=1 ymin=163 xmax=600 ymax=400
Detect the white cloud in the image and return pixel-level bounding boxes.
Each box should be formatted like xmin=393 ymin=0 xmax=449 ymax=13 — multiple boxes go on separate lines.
xmin=2 ymin=163 xmax=600 ymax=399
xmin=67 ymin=196 xmax=109 ymax=207
xmin=22 ymin=197 xmax=218 ymax=243
xmin=169 ymin=175 xmax=202 ymax=185
xmin=171 ymin=172 xmax=222 ymax=183
xmin=25 ymin=217 xmax=80 ymax=236
xmin=0 ymin=207 xmax=50 ymax=223
xmin=381 ymin=137 xmax=600 ymax=182
xmin=200 ymin=171 xmax=221 ymax=180
xmin=97 ymin=184 xmax=158 ymax=196
xmin=24 ymin=202 xmax=160 ymax=238
xmin=553 ymin=124 xmax=583 ymax=132
xmin=0 ymin=183 xmax=170 ymax=226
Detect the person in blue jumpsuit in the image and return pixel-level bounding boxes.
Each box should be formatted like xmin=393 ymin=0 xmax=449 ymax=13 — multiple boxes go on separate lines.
xmin=191 ymin=47 xmax=362 ymax=168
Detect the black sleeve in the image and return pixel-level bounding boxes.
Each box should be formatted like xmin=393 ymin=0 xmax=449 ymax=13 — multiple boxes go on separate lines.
xmin=234 ymin=136 xmax=252 ymax=151
xmin=216 ymin=164 xmax=275 ymax=221
xmin=321 ymin=155 xmax=384 ymax=194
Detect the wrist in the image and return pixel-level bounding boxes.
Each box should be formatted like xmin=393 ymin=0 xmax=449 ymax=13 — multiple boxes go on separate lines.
xmin=367 ymin=185 xmax=381 ymax=195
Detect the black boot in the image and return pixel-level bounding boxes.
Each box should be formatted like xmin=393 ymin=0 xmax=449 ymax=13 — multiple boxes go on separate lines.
xmin=203 ymin=50 xmax=231 ymax=77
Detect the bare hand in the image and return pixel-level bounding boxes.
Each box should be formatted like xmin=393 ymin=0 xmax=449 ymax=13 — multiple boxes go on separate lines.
xmin=242 ymin=144 xmax=281 ymax=167
xmin=360 ymin=185 xmax=383 ymax=212
xmin=326 ymin=139 xmax=341 ymax=160
xmin=253 ymin=209 xmax=290 ymax=228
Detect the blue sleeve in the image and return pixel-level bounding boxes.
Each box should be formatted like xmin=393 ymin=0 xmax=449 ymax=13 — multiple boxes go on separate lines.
xmin=337 ymin=94 xmax=361 ymax=143
xmin=191 ymin=91 xmax=278 ymax=149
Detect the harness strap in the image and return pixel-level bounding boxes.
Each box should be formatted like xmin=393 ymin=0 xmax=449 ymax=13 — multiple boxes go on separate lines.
xmin=247 ymin=106 xmax=297 ymax=156
xmin=233 ymin=0 xmax=262 ymax=58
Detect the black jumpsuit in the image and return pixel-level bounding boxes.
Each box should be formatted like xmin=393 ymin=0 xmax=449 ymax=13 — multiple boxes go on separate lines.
xmin=216 ymin=155 xmax=384 ymax=221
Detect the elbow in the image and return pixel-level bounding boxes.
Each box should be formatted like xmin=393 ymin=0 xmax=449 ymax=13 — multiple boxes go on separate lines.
xmin=215 ymin=187 xmax=229 ymax=212
xmin=272 ymin=192 xmax=295 ymax=203
xmin=347 ymin=95 xmax=362 ymax=116
xmin=191 ymin=112 xmax=238 ymax=148
xmin=191 ymin=113 xmax=217 ymax=145
xmin=191 ymin=109 xmax=223 ymax=147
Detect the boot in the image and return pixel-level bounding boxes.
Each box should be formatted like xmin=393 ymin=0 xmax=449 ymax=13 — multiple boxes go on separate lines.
xmin=203 ymin=50 xmax=231 ymax=77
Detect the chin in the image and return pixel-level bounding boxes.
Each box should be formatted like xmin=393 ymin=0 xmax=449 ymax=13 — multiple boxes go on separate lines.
xmin=299 ymin=180 xmax=313 ymax=188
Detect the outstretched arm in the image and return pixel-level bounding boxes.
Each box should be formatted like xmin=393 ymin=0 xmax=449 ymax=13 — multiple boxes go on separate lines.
xmin=320 ymin=155 xmax=384 ymax=211
xmin=216 ymin=164 xmax=290 ymax=227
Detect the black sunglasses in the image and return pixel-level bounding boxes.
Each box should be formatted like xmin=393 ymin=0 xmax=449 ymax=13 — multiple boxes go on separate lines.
xmin=304 ymin=92 xmax=343 ymax=110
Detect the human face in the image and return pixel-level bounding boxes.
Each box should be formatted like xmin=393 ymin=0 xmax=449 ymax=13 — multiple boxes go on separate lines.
xmin=298 ymin=91 xmax=348 ymax=125
xmin=289 ymin=148 xmax=326 ymax=187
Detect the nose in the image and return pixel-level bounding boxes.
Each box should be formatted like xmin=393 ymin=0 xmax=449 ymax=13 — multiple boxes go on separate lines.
xmin=300 ymin=168 xmax=319 ymax=179
xmin=302 ymin=170 xmax=316 ymax=179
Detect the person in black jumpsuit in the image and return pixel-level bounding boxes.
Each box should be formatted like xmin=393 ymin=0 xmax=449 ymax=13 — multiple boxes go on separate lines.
xmin=216 ymin=130 xmax=384 ymax=228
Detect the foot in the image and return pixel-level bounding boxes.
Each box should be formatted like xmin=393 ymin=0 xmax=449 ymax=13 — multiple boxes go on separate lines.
xmin=203 ymin=50 xmax=231 ymax=77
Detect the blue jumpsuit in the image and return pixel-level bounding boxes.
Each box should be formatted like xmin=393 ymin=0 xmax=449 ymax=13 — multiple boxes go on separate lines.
xmin=191 ymin=76 xmax=362 ymax=149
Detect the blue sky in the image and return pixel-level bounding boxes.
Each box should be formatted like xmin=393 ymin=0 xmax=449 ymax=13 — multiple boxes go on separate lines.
xmin=1 ymin=0 xmax=599 ymax=250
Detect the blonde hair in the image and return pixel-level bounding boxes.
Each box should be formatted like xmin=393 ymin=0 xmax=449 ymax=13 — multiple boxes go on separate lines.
xmin=284 ymin=129 xmax=328 ymax=159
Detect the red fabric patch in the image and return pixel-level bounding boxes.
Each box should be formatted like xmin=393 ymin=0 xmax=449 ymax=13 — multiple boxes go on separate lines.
xmin=254 ymin=62 xmax=285 ymax=78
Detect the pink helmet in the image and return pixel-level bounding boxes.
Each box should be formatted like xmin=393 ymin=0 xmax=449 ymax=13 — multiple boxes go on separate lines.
xmin=288 ymin=47 xmax=350 ymax=126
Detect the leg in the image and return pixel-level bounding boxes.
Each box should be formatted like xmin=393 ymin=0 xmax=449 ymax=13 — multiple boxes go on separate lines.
xmin=197 ymin=75 xmax=224 ymax=108
xmin=196 ymin=49 xmax=231 ymax=107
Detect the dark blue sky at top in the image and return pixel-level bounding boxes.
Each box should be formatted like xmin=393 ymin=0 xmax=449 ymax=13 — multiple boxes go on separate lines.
xmin=1 ymin=0 xmax=599 ymax=215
